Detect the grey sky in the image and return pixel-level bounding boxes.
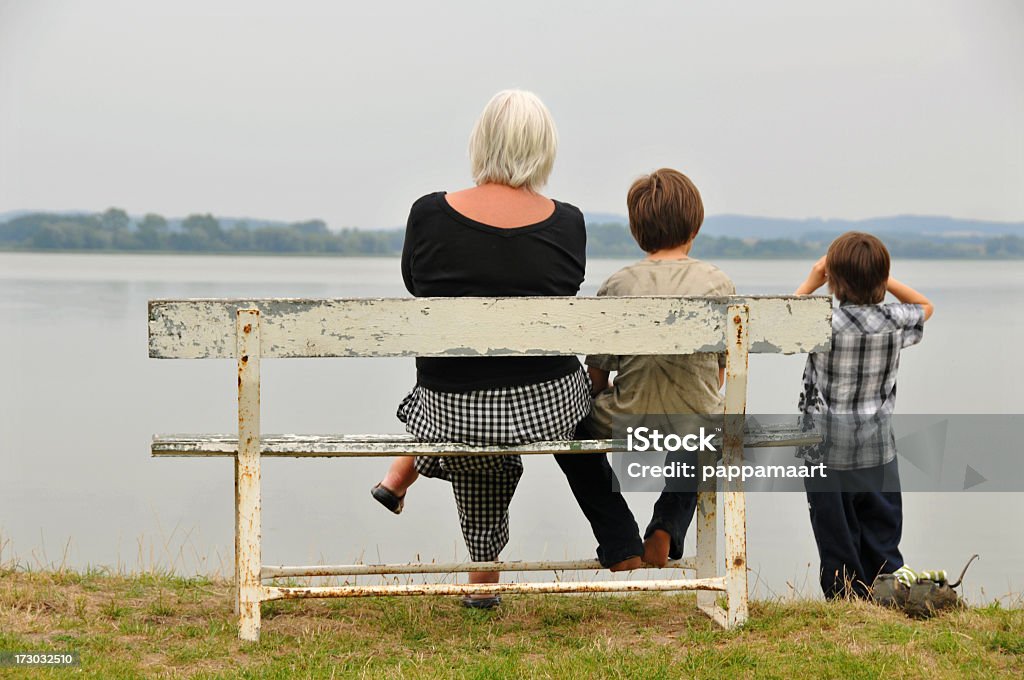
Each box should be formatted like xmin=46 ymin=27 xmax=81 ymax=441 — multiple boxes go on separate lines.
xmin=1 ymin=0 xmax=1021 ymax=229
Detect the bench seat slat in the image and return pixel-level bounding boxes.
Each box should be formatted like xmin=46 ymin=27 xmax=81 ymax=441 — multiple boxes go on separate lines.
xmin=151 ymin=424 xmax=819 ymax=457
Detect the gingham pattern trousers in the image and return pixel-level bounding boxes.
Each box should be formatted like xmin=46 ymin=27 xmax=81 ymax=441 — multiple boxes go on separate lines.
xmin=397 ymin=366 xmax=591 ymax=561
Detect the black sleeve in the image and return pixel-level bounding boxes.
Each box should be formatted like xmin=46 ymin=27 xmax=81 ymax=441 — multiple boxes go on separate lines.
xmin=401 ymin=206 xmax=417 ymax=296
xmin=576 ymin=208 xmax=587 ymax=291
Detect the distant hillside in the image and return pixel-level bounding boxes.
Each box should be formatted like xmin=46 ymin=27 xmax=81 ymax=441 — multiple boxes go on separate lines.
xmin=587 ymin=213 xmax=1024 ymax=240
xmin=583 ymin=212 xmax=629 ymax=227
xmin=0 ymin=209 xmax=92 ymax=223
xmin=2 ymin=207 xmax=1022 ymax=258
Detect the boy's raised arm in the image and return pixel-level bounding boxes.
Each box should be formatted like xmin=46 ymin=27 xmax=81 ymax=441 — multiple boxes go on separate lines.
xmin=887 ymin=277 xmax=934 ymax=321
xmin=795 ymin=256 xmax=828 ymax=295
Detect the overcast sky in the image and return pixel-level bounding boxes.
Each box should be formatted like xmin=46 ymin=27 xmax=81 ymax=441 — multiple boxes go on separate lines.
xmin=1 ymin=0 xmax=1021 ymax=228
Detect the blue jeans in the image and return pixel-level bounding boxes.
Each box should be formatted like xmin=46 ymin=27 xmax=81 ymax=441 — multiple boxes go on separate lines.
xmin=804 ymin=458 xmax=904 ymax=599
xmin=554 ymin=419 xmax=697 ymax=567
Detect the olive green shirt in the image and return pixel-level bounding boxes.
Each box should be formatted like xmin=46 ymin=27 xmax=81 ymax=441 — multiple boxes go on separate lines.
xmin=584 ymin=257 xmax=736 ymax=437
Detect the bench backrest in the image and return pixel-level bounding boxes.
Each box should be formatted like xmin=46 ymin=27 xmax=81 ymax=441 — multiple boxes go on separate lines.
xmin=149 ymin=296 xmax=831 ymax=359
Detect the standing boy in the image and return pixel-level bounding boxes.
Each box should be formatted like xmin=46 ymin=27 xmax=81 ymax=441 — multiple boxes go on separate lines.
xmin=795 ymin=232 xmax=934 ymax=599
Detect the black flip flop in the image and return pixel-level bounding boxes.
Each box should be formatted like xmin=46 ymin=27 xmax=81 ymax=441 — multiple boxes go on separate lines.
xmin=370 ymin=483 xmax=405 ymax=514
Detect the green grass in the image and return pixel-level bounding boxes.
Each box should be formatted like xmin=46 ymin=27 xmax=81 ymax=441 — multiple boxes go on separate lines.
xmin=0 ymin=568 xmax=1021 ymax=678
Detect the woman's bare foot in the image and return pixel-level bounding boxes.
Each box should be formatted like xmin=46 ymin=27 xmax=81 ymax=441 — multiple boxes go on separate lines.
xmin=643 ymin=529 xmax=671 ymax=567
xmin=609 ymin=556 xmax=643 ymax=572
xmin=379 ymin=456 xmax=419 ymax=497
xmin=464 ymin=570 xmax=501 ymax=605
xmin=372 ymin=457 xmax=420 ymax=514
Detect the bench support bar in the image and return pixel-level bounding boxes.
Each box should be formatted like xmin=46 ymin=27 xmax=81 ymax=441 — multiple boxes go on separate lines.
xmin=263 ymin=578 xmax=727 ymax=601
xmin=261 ymin=557 xmax=696 ymax=579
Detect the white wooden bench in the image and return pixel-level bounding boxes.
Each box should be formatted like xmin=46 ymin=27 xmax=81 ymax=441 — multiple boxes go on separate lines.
xmin=149 ymin=295 xmax=831 ymax=641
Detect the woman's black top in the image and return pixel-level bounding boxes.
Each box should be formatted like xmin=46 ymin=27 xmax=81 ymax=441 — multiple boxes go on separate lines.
xmin=401 ymin=191 xmax=587 ymax=392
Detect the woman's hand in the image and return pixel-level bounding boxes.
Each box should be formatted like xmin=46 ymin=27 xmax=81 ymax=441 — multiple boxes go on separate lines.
xmin=795 ymin=256 xmax=828 ymax=295
xmin=587 ymin=366 xmax=610 ymax=396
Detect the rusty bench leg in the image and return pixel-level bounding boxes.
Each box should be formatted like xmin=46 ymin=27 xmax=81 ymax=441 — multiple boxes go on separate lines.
xmin=723 ymin=481 xmax=748 ymax=627
xmin=722 ymin=305 xmax=750 ymax=628
xmin=695 ymin=451 xmax=719 ymax=623
xmin=236 ymin=309 xmax=262 ymax=642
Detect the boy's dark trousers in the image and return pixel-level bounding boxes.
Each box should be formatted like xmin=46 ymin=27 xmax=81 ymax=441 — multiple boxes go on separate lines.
xmin=804 ymin=458 xmax=904 ymax=599
xmin=554 ymin=420 xmax=698 ymax=567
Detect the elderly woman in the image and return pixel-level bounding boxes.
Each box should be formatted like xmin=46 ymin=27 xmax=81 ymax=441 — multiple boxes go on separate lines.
xmin=371 ymin=90 xmax=595 ymax=608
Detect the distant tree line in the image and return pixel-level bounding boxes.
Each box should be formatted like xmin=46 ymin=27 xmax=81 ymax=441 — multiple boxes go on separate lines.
xmin=0 ymin=208 xmax=403 ymax=255
xmin=2 ymin=208 xmax=1022 ymax=259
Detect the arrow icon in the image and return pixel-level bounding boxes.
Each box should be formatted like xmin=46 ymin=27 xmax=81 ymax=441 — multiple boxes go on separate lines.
xmin=963 ymin=465 xmax=987 ymax=490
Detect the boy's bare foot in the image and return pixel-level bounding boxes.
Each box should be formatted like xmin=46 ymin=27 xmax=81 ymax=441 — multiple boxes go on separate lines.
xmin=643 ymin=530 xmax=671 ymax=568
xmin=609 ymin=556 xmax=643 ymax=572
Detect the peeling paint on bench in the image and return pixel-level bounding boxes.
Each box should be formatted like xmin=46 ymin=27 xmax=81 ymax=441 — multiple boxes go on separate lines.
xmin=149 ymin=296 xmax=831 ymax=359
xmin=151 ymin=425 xmax=822 ymax=457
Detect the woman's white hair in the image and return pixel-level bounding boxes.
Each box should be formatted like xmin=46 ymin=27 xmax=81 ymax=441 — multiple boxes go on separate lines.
xmin=469 ymin=90 xmax=558 ymax=192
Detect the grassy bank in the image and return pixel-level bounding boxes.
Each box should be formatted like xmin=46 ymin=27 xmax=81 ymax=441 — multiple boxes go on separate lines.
xmin=1 ymin=569 xmax=1021 ymax=679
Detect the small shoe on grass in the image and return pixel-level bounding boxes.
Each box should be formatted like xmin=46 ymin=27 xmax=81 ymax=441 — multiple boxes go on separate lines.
xmin=904 ymin=578 xmax=962 ymax=619
xmin=871 ymin=565 xmax=943 ymax=610
xmin=903 ymin=556 xmax=978 ymax=620
xmin=875 ymin=555 xmax=978 ymax=619
xmin=870 ymin=573 xmax=910 ymax=609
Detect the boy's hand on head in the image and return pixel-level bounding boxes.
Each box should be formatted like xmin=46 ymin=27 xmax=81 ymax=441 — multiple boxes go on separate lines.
xmin=795 ymin=256 xmax=829 ymax=295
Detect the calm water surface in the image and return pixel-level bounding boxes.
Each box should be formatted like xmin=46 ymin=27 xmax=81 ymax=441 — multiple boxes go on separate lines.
xmin=2 ymin=253 xmax=1022 ymax=602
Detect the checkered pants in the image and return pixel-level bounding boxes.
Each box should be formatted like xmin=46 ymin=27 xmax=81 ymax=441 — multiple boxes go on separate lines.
xmin=397 ymin=366 xmax=591 ymax=561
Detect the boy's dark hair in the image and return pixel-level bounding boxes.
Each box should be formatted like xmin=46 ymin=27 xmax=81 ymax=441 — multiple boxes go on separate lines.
xmin=627 ymin=168 xmax=704 ymax=253
xmin=826 ymin=231 xmax=890 ymax=304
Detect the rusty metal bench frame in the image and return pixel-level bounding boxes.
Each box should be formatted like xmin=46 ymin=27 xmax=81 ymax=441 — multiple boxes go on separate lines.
xmin=149 ymin=295 xmax=831 ymax=641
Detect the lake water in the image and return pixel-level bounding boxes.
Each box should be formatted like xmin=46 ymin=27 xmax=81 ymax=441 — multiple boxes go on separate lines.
xmin=1 ymin=253 xmax=1022 ymax=603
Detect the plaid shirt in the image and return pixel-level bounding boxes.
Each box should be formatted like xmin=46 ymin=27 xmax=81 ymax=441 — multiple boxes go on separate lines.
xmin=798 ymin=302 xmax=925 ymax=469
